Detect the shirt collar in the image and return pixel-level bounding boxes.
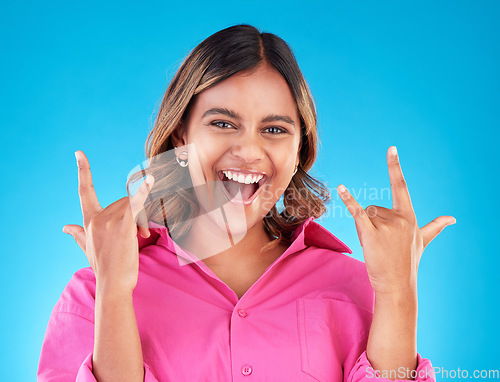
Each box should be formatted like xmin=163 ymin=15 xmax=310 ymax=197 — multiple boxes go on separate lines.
xmin=289 ymin=216 xmax=352 ymax=254
xmin=138 ymin=216 xmax=352 ymax=264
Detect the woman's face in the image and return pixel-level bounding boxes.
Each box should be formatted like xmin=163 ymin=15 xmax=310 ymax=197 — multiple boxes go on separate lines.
xmin=174 ymin=63 xmax=301 ymax=237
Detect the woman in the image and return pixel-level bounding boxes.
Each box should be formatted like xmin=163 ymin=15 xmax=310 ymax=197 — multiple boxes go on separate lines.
xmin=38 ymin=24 xmax=454 ymax=381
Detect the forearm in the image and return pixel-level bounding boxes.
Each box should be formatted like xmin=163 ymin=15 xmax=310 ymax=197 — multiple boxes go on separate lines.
xmin=366 ymin=286 xmax=418 ymax=380
xmin=93 ymin=286 xmax=144 ymax=382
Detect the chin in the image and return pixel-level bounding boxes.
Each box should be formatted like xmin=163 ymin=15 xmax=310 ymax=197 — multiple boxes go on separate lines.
xmin=187 ymin=172 xmax=277 ymax=247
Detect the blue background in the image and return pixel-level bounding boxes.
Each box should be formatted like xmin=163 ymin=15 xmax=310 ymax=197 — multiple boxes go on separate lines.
xmin=1 ymin=0 xmax=498 ymax=380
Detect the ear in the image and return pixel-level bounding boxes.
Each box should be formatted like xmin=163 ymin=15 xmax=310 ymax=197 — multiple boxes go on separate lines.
xmin=171 ymin=122 xmax=187 ymax=148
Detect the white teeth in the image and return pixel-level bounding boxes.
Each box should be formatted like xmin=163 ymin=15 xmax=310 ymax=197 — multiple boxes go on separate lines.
xmin=222 ymin=170 xmax=264 ymax=184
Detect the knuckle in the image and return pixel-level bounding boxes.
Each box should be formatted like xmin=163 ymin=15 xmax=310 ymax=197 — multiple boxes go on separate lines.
xmin=390 ymin=178 xmax=407 ymax=189
xmin=77 ymin=162 xmax=90 ymax=172
xmin=432 ymin=219 xmax=444 ymax=232
xmin=78 ymin=183 xmax=94 ymax=192
xmin=365 ymin=205 xmax=377 ymax=217
xmin=391 ymin=158 xmax=401 ymax=168
xmin=394 ymin=215 xmax=410 ymax=228
xmin=355 ymin=207 xmax=365 ymax=218
xmin=380 ymin=223 xmax=391 ymax=232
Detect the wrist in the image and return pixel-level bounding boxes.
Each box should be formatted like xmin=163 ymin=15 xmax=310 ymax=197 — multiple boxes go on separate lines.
xmin=96 ymin=281 xmax=135 ymax=300
xmin=374 ymin=288 xmax=418 ymax=317
xmin=374 ymin=279 xmax=417 ymax=298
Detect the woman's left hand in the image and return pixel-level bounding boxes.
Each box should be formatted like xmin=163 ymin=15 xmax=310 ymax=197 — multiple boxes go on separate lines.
xmin=337 ymin=146 xmax=456 ymax=295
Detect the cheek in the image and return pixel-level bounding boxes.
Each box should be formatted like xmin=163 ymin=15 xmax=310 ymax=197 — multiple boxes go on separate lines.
xmin=267 ymin=154 xmax=297 ymax=198
xmin=272 ymin=143 xmax=299 ymax=172
xmin=189 ymin=134 xmax=230 ymax=177
xmin=202 ymin=136 xmax=227 ymax=158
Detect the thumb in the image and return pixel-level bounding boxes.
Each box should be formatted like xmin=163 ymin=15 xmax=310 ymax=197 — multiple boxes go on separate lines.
xmin=421 ymin=215 xmax=456 ymax=248
xmin=62 ymin=224 xmax=87 ymax=253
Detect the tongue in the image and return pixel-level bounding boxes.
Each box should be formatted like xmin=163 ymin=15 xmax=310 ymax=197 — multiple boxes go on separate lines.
xmin=224 ymin=179 xmax=256 ymax=200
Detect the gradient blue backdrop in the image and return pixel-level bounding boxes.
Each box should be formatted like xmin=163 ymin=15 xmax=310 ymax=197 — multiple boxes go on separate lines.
xmin=1 ymin=1 xmax=498 ymax=380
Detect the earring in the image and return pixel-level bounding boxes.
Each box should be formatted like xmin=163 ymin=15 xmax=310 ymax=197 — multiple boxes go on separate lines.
xmin=174 ymin=147 xmax=188 ymax=167
xmin=293 ymin=166 xmax=298 ymax=176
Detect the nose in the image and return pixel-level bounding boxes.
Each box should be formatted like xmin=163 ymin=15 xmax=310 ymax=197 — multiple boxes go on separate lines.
xmin=230 ymin=130 xmax=265 ymax=163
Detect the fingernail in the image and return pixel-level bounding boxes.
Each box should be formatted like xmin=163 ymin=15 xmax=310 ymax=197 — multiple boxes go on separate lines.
xmin=145 ymin=175 xmax=154 ymax=186
xmin=74 ymin=151 xmax=80 ymax=163
xmin=391 ymin=146 xmax=398 ymax=156
xmin=338 ymin=185 xmax=347 ymax=194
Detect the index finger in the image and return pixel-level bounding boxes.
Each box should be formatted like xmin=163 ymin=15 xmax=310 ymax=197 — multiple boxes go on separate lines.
xmin=387 ymin=146 xmax=414 ymax=216
xmin=76 ymin=150 xmax=102 ymax=228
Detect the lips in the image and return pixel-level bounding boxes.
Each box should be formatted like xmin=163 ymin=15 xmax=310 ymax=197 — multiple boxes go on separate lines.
xmin=217 ymin=170 xmax=267 ymax=204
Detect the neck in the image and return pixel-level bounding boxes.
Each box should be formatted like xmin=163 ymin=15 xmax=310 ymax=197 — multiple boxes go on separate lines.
xmin=176 ymin=214 xmax=274 ymax=268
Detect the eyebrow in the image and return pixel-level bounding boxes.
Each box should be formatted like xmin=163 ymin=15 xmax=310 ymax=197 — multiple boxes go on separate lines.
xmin=202 ymin=107 xmax=296 ymax=127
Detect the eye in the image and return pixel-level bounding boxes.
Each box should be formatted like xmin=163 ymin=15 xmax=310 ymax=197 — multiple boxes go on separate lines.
xmin=263 ymin=126 xmax=288 ymax=135
xmin=211 ymin=121 xmax=235 ymax=129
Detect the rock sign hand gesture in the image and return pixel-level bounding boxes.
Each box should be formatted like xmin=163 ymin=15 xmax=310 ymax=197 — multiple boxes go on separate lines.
xmin=62 ymin=150 xmax=155 ymax=293
xmin=337 ymin=146 xmax=456 ymax=295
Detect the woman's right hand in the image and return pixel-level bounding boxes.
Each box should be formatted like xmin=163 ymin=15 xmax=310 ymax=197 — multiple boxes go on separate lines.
xmin=62 ymin=150 xmax=154 ymax=294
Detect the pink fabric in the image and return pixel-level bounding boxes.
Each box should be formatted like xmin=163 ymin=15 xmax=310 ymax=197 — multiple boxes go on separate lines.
xmin=38 ymin=217 xmax=435 ymax=381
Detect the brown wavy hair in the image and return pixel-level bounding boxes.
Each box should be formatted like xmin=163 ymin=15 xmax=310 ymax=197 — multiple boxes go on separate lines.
xmin=127 ymin=24 xmax=330 ymax=252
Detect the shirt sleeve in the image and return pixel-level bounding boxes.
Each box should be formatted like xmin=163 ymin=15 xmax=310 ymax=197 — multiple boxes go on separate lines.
xmin=37 ymin=269 xmax=159 ymax=382
xmin=347 ymin=350 xmax=436 ymax=382
xmin=76 ymin=353 xmax=158 ymax=382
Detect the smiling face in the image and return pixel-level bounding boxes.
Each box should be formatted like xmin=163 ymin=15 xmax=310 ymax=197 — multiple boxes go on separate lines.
xmin=173 ymin=63 xmax=301 ymax=238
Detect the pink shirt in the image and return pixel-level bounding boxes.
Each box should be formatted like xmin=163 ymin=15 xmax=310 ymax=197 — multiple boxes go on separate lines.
xmin=38 ymin=216 xmax=435 ymax=381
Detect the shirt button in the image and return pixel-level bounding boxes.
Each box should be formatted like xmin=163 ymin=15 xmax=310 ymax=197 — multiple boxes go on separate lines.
xmin=241 ymin=364 xmax=253 ymax=376
xmin=237 ymin=309 xmax=248 ymax=318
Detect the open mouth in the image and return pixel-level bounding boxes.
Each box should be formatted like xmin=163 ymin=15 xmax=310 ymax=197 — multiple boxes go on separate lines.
xmin=217 ymin=170 xmax=267 ymax=205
